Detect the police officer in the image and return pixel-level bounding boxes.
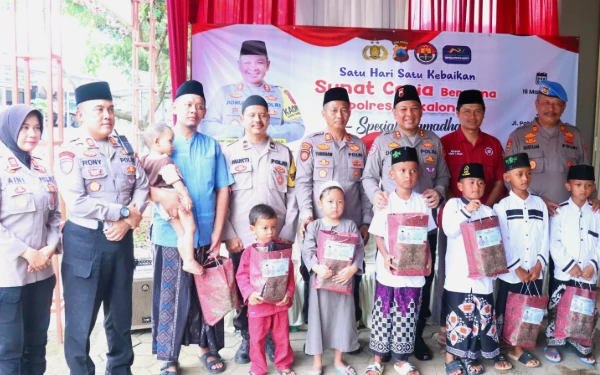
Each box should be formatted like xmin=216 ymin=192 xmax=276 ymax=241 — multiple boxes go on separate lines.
xmin=222 ymin=95 xmax=299 ymax=364
xmin=362 ymin=84 xmax=450 ymax=361
xmin=295 ymin=87 xmax=372 ymax=349
xmin=0 ymin=105 xmax=61 ymax=374
xmin=202 ymin=40 xmax=305 ymax=143
xmin=54 ymin=81 xmax=149 ymax=375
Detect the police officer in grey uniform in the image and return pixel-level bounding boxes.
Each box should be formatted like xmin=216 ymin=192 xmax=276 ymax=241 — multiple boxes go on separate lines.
xmin=54 ymin=81 xmax=149 ymax=375
xmin=0 ymin=105 xmax=61 ymax=375
xmin=201 ymin=40 xmax=305 ymax=143
xmin=362 ymin=84 xmax=450 ymax=361
xmin=222 ymin=95 xmax=299 ymax=364
xmin=295 ymin=87 xmax=372 ymax=346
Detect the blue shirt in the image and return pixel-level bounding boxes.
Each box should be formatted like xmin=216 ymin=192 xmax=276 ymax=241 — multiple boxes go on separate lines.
xmin=152 ymin=132 xmax=233 ymax=247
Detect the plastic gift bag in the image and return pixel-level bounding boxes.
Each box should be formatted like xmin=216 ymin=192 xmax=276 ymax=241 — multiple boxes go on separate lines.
xmin=554 ymin=283 xmax=598 ymax=346
xmin=312 ymin=230 xmax=358 ymax=295
xmin=249 ymin=242 xmax=292 ymax=303
xmin=387 ymin=213 xmax=431 ymax=276
xmin=460 ymin=215 xmax=508 ymax=279
xmin=501 ymin=283 xmax=548 ymax=349
xmin=194 ymin=257 xmax=240 ymax=326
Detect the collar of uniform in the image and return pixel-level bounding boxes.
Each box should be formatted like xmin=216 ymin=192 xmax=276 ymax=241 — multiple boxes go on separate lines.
xmin=531 ymin=118 xmax=564 ymax=135
xmin=508 ymin=189 xmax=535 ymax=203
xmin=30 ymin=157 xmax=47 ymax=174
xmin=324 ymin=132 xmax=351 ymax=143
xmin=567 ymin=197 xmax=592 ymax=213
xmin=241 ymin=136 xmax=275 ymax=151
xmin=460 ymin=197 xmax=470 ymax=205
xmin=455 ymin=127 xmax=483 ymax=145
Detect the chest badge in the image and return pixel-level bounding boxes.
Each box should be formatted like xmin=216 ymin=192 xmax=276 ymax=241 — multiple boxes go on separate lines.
xmin=388 ymin=142 xmax=400 ymax=148
xmin=318 ymin=169 xmax=328 ymax=178
xmin=349 ymin=144 xmax=361 ymax=151
xmin=14 ymin=186 xmax=26 ymax=194
xmin=274 ymin=165 xmax=286 ymax=174
xmin=127 ymin=165 xmax=136 ymax=174
xmin=423 ymin=141 xmax=433 ymax=148
xmin=88 ymin=181 xmax=101 ymax=192
xmin=318 ymin=160 xmax=330 ymax=167
xmin=266 ymin=95 xmax=277 ymax=101
xmin=425 ymin=156 xmax=435 ymax=163
xmin=300 ymin=150 xmax=310 ymax=162
xmin=317 ymin=144 xmax=330 ymax=150
xmin=83 ymin=150 xmax=97 ymax=157
xmin=235 ymin=165 xmax=247 ymax=172
xmin=276 ymin=175 xmax=284 ymax=185
xmin=530 ymin=160 xmax=537 ymax=170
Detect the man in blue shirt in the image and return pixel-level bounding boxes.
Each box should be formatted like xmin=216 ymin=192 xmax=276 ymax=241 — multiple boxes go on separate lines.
xmin=150 ymin=80 xmax=234 ymax=374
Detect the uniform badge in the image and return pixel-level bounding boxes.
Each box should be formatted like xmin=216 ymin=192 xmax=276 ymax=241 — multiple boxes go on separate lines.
xmin=530 ymin=160 xmax=537 ymax=170
xmin=532 ymin=125 xmax=539 ymax=132
xmin=325 ymin=133 xmax=333 ymax=142
xmin=397 ymin=87 xmax=404 ymax=97
xmin=419 ymin=130 xmax=425 ymax=137
xmin=237 ymin=83 xmax=244 ymax=90
xmin=524 ymin=132 xmax=536 ymax=139
xmin=485 ymin=147 xmax=493 ymax=156
xmin=276 ymin=175 xmax=284 ymax=185
xmin=59 ymin=157 xmax=74 ymax=175
xmin=349 ymin=144 xmax=361 ymax=151
xmin=127 ymin=165 xmax=136 ymax=174
xmin=345 ymin=134 xmax=351 ymax=142
xmin=89 ymin=168 xmax=104 ymax=177
xmin=394 ymin=131 xmax=401 ymax=139
xmin=560 ymin=125 xmax=566 ymax=132
xmin=266 ymin=95 xmax=277 ymax=101
xmin=83 ymin=150 xmax=97 ymax=157
xmin=353 ymin=170 xmax=360 ymax=178
xmin=300 ymin=150 xmax=310 ymax=162
xmin=235 ymin=165 xmax=247 ymax=172
xmin=232 ymin=107 xmax=238 ymax=114
xmin=263 ymin=84 xmax=271 ymax=91
xmin=128 ymin=178 xmax=136 ymax=184
xmin=540 ymin=85 xmax=549 ymax=95
xmin=423 ymin=141 xmax=433 ymax=148
xmin=425 ymin=156 xmax=435 ymax=163
xmin=274 ymin=165 xmax=286 ymax=174
xmin=388 ymin=142 xmax=400 ymax=148
xmin=14 ymin=186 xmax=26 ymax=194
xmin=47 ymin=183 xmax=56 ymax=193
xmin=268 ymin=110 xmax=277 ymax=116
xmin=318 ymin=160 xmax=330 ymax=166
xmin=318 ymin=169 xmax=327 ymax=178
xmin=352 ymin=160 xmax=363 ymax=168
xmin=230 ymin=93 xmax=242 ymax=99
xmin=525 ymin=138 xmax=537 ymax=144
xmin=368 ymin=144 xmax=378 ymax=156
xmin=108 ymin=137 xmax=120 ymax=147
xmin=564 ymin=137 xmax=574 ymax=145
xmin=86 ymin=138 xmax=97 ymax=148
xmin=8 ymin=157 xmax=18 ymax=169
xmin=317 ymin=144 xmax=330 ymax=151
xmin=565 ymin=131 xmax=574 ymax=138
xmin=426 ymin=167 xmax=435 ymax=174
xmin=301 ymin=142 xmax=312 ymax=150
xmin=88 ymin=181 xmax=101 ymax=192
xmin=567 ymin=161 xmax=573 ymax=168
xmin=506 ymin=139 xmax=513 ymax=151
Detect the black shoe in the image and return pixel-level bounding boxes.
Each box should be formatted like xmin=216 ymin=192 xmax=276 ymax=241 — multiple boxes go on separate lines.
xmin=414 ymin=336 xmax=433 ymax=361
xmin=347 ymin=344 xmax=362 ymax=355
xmin=235 ymin=338 xmax=250 ymax=364
xmin=266 ymin=333 xmax=276 ymax=363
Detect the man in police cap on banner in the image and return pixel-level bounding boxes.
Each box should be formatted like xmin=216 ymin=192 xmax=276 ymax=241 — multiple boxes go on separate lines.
xmin=201 ymin=40 xmax=305 ymax=143
xmin=54 ymin=81 xmax=149 ymax=374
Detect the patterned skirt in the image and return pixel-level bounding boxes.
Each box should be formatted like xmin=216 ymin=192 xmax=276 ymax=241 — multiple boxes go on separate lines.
xmin=368 ymin=281 xmax=422 ymax=361
xmin=444 ymin=290 xmax=500 ymax=360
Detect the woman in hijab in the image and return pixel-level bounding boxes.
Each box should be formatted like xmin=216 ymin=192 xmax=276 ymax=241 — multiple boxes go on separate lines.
xmin=0 ymin=104 xmax=61 ymax=374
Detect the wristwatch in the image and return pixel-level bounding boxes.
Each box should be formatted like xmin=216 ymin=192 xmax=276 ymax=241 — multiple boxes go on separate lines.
xmin=120 ymin=205 xmax=130 ymax=219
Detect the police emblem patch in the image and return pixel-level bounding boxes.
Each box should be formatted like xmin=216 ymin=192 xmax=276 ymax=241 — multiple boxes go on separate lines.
xmin=485 ymin=147 xmax=493 ymax=156
xmin=369 ymin=144 xmax=378 ymax=156
xmin=88 ymin=181 xmax=101 ymax=192
xmin=325 ymin=133 xmax=333 ymax=142
xmin=388 ymin=142 xmax=400 ymax=148
xmin=419 ymin=130 xmax=425 ymax=137
xmin=362 ymin=41 xmax=389 ymax=61
xmin=89 ymin=168 xmax=104 ymax=177
xmin=276 ymin=175 xmax=284 ymax=185
xmin=532 ymin=125 xmax=539 ymax=132
xmin=301 ymin=142 xmax=312 ymax=150
xmin=530 ymin=160 xmax=537 ymax=170
xmin=14 ymin=186 xmax=26 ymax=194
xmin=300 ymin=150 xmax=310 ymax=162
xmin=353 ymin=170 xmax=360 ymax=178
xmin=235 ymin=165 xmax=247 ymax=172
xmin=352 ymin=160 xmax=363 ymax=167
xmin=349 ymin=144 xmax=361 ymax=151
xmin=274 ymin=166 xmax=286 ymax=174
xmin=524 ymin=132 xmax=536 ymax=139
xmin=394 ymin=131 xmax=401 ymax=139
xmin=127 ymin=166 xmax=136 ymax=174
xmin=264 ymin=84 xmax=271 ymax=91
xmin=426 ymin=167 xmax=435 ymax=174
xmin=525 ymin=138 xmax=537 ymax=144
xmin=318 ymin=169 xmax=327 ymax=178
xmin=425 ymin=156 xmax=435 ymax=163
xmin=423 ymin=141 xmax=433 ymax=148
xmin=83 ymin=150 xmax=97 ymax=157
xmin=59 ymin=157 xmax=74 ymax=175
xmin=266 ymin=95 xmax=277 ymax=101
xmin=317 ymin=144 xmax=330 ymax=151
xmin=318 ymin=160 xmax=330 ymax=166
xmin=230 ymin=93 xmax=242 ymax=98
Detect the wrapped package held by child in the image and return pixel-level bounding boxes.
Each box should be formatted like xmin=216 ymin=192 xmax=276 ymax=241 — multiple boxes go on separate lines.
xmin=194 ymin=257 xmax=241 ymax=325
xmin=312 ymin=230 xmax=358 ymax=295
xmin=553 ymin=284 xmax=598 ymax=346
xmin=249 ymin=242 xmax=293 ymax=303
xmin=387 ymin=213 xmax=431 ymax=276
xmin=460 ymin=215 xmax=508 ymax=278
xmin=501 ymin=283 xmax=548 ymax=349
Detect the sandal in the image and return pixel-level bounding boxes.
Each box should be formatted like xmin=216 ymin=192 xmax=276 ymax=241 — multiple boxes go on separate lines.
xmin=394 ymin=361 xmax=420 ymax=375
xmin=579 ymin=355 xmax=596 ymax=365
xmin=493 ymin=354 xmax=512 ymax=371
xmin=198 ymin=352 xmax=226 ymax=374
xmin=159 ymin=361 xmax=179 ymax=375
xmin=279 ymin=370 xmax=296 ymax=375
xmin=308 ymin=371 xmax=323 ymax=375
xmin=445 ymin=360 xmax=465 ymax=375
xmin=365 ymin=362 xmax=384 ymax=375
xmin=335 ymin=365 xmax=356 ymax=375
xmin=507 ymin=351 xmax=540 ymax=368
xmin=544 ymin=347 xmax=561 ymax=363
xmin=461 ymin=358 xmax=483 ymax=375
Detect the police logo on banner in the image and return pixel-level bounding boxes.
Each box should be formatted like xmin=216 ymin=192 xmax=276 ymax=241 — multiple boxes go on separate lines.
xmin=392 ymin=41 xmax=409 ymax=63
xmin=414 ymin=43 xmax=437 ymax=64
xmin=535 ymin=72 xmax=548 ymax=84
xmin=362 ymin=41 xmax=388 ymax=61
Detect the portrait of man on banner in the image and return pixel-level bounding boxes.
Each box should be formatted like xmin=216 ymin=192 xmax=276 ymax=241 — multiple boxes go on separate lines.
xmin=201 ymin=40 xmax=305 ymax=144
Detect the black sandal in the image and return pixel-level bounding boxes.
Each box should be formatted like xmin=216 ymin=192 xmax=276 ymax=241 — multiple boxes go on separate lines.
xmin=199 ymin=352 xmax=226 ymax=374
xmin=445 ymin=359 xmax=465 ymax=375
xmin=493 ymin=354 xmax=513 ymax=371
xmin=461 ymin=358 xmax=483 ymax=375
xmin=159 ymin=361 xmax=179 ymax=375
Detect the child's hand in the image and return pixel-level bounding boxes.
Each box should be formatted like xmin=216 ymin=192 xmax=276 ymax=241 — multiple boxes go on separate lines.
xmin=515 ymin=267 xmax=529 ymax=283
xmin=248 ymin=292 xmax=264 ymax=305
xmin=332 ymin=265 xmax=358 ymax=285
xmin=276 ymin=293 xmax=291 ymax=306
xmin=382 ymin=253 xmax=399 ymax=272
xmin=528 ymin=260 xmax=542 ymax=281
xmin=581 ymin=264 xmax=595 ymax=280
xmin=465 ymin=199 xmax=481 ymax=213
xmin=313 ymin=264 xmax=333 ymax=280
xmin=569 ymin=264 xmax=582 ymax=278
xmin=179 ymin=193 xmax=193 ymax=212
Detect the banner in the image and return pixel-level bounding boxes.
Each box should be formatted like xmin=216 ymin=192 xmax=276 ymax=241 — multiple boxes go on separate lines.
xmin=191 ymin=24 xmax=579 ymax=151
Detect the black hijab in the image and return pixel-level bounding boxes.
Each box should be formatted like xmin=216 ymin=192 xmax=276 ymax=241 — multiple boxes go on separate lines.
xmin=0 ymin=104 xmax=43 ymax=168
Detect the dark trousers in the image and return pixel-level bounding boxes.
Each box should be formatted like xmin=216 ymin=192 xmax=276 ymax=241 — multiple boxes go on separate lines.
xmin=0 ymin=275 xmax=55 ymax=375
xmin=416 ymin=231 xmax=437 ymax=337
xmin=62 ymin=221 xmax=135 ymax=375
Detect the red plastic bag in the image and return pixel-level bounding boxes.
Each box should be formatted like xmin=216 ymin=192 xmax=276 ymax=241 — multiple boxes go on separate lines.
xmin=387 ymin=213 xmax=431 ymax=276
xmin=501 ymin=286 xmax=548 ymax=349
xmin=460 ymin=216 xmax=508 ymax=279
xmin=194 ymin=258 xmax=240 ymax=326
xmin=312 ymin=230 xmax=358 ymax=295
xmin=554 ymin=285 xmax=598 ymax=346
xmin=249 ymin=243 xmax=292 ymax=303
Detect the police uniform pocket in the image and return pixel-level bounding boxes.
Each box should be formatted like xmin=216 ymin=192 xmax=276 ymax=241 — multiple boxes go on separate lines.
xmin=5 ymin=187 xmax=36 ymax=215
xmin=269 ymin=166 xmax=288 ymax=193
xmin=82 ymin=166 xmax=107 ymax=180
xmin=527 ymin=150 xmax=544 ymax=174
xmin=229 ymin=163 xmax=253 ymax=191
xmin=0 ymin=288 xmax=21 ymax=324
xmin=348 ymin=158 xmax=364 ymax=182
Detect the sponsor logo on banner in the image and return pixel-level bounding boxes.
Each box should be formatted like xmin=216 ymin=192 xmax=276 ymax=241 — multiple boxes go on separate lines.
xmin=442 ymin=45 xmax=472 ymax=64
xmin=392 ymin=41 xmax=409 ymax=63
xmin=414 ymin=43 xmax=438 ymax=64
xmin=535 ymin=72 xmax=548 ymax=84
xmin=362 ymin=41 xmax=388 ymax=61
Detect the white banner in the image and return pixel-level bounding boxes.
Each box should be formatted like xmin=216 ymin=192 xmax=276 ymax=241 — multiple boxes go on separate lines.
xmin=192 ymin=24 xmax=579 ymax=151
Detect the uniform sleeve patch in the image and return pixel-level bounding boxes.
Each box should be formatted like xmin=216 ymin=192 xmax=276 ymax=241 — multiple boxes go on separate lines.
xmin=59 ymin=151 xmax=75 ymax=159
xmin=300 ymin=149 xmax=310 ymax=162
xmin=301 ymin=142 xmax=312 ymax=150
xmin=505 ymin=138 xmax=512 ymax=151
xmin=368 ymin=144 xmax=378 ymax=156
